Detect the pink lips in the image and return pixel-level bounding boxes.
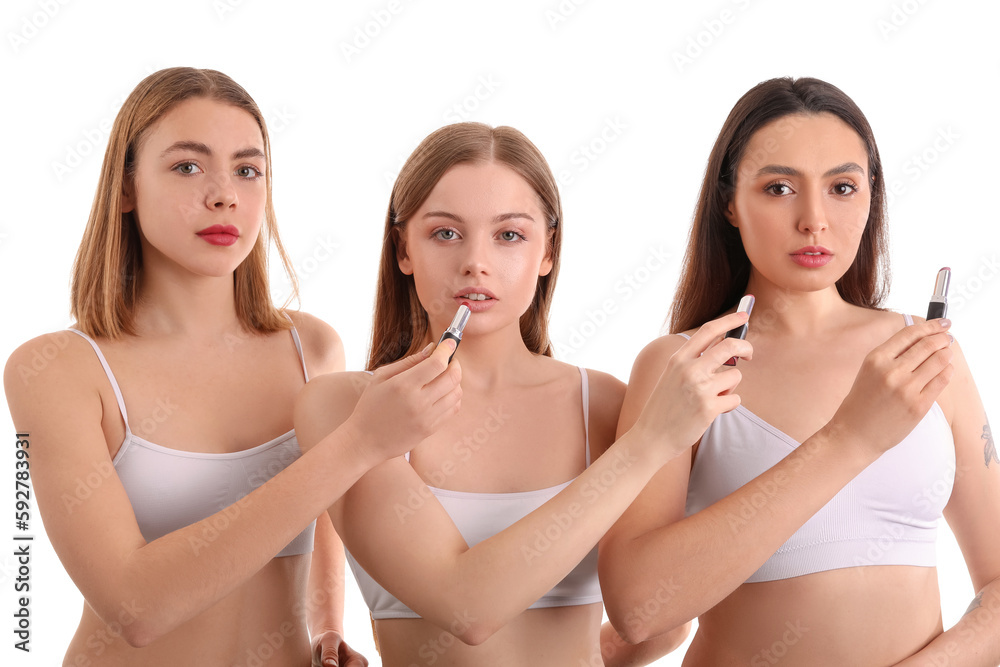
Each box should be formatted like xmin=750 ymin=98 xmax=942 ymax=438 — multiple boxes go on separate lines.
xmin=454 ymin=287 xmax=496 ymax=313
xmin=790 ymin=246 xmax=833 ymax=268
xmin=197 ymin=224 xmax=239 ymax=247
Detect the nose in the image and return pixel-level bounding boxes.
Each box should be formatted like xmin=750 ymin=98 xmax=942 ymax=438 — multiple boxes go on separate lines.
xmin=460 ymin=233 xmax=490 ymax=276
xmin=205 ymin=172 xmax=238 ymax=210
xmin=796 ymin=187 xmax=828 ymax=235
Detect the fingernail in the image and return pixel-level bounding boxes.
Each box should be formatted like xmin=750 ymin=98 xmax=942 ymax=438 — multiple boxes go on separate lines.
xmin=421 ymin=342 xmax=434 ymax=354
xmin=939 ymin=318 xmax=952 ymax=328
xmin=948 ymin=334 xmax=954 ymax=344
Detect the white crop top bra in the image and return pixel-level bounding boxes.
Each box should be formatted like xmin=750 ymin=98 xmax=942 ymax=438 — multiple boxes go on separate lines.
xmin=683 ymin=313 xmax=956 ymax=582
xmin=68 ymin=326 xmax=315 ymax=558
xmin=346 ymin=367 xmax=603 ymax=620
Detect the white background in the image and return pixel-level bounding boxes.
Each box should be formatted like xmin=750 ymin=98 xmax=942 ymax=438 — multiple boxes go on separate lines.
xmin=2 ymin=0 xmax=998 ymax=665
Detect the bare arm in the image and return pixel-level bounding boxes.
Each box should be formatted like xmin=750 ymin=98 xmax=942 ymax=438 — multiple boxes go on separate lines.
xmin=296 ymin=312 xmax=754 ymax=646
xmin=3 ymin=332 xmax=458 ymax=647
xmin=599 ymin=317 xmax=955 ymax=644
xmin=891 ymin=340 xmax=1000 ymax=666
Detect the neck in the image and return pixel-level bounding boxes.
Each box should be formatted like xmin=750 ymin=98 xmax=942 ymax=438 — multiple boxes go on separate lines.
xmin=744 ymin=271 xmax=853 ymax=338
xmin=134 ymin=261 xmax=243 ymax=340
xmin=422 ymin=321 xmax=538 ymax=390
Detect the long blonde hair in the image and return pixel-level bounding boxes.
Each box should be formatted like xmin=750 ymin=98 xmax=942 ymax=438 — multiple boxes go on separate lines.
xmin=70 ymin=67 xmax=298 ymax=338
xmin=368 ymin=123 xmax=562 ymax=370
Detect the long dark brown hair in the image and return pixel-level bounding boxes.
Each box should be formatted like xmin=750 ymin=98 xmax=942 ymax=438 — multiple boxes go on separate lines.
xmin=669 ymin=77 xmax=889 ymax=334
xmin=367 ymin=123 xmax=562 ymax=370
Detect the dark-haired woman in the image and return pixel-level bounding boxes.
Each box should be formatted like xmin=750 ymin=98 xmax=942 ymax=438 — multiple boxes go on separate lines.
xmin=600 ymin=77 xmax=998 ymax=666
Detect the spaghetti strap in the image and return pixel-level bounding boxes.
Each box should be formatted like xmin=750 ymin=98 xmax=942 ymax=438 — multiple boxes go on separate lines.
xmin=579 ymin=367 xmax=591 ymax=467
xmin=902 ymin=313 xmax=914 ymax=326
xmin=283 ymin=314 xmax=309 ymax=383
xmin=66 ymin=329 xmax=131 ymax=432
xmin=677 ymin=332 xmax=692 ymax=340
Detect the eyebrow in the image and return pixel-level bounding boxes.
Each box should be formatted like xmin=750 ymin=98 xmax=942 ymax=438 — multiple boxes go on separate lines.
xmin=159 ymin=140 xmax=265 ymax=160
xmin=755 ymin=162 xmax=866 ymax=179
xmin=423 ymin=211 xmax=537 ymax=223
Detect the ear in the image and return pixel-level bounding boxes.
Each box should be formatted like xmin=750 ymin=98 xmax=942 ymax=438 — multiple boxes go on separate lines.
xmin=538 ymin=253 xmax=553 ymax=277
xmin=724 ymin=199 xmax=738 ymax=228
xmin=121 ymin=177 xmax=136 ymax=214
xmin=395 ymin=229 xmax=413 ymax=276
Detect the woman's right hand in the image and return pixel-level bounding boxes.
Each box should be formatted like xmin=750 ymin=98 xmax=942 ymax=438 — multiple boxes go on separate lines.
xmin=629 ymin=311 xmax=752 ymax=464
xmin=831 ymin=317 xmax=953 ymax=457
xmin=342 ymin=340 xmax=462 ymax=465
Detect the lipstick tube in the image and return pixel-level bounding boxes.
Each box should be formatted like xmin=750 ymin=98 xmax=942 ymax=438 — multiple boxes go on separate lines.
xmin=926 ymin=267 xmax=950 ymax=320
xmin=438 ymin=304 xmax=471 ymax=363
xmin=724 ymin=294 xmax=755 ymax=367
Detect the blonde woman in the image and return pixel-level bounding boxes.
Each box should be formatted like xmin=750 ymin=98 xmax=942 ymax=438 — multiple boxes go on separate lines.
xmin=4 ymin=67 xmax=459 ymax=666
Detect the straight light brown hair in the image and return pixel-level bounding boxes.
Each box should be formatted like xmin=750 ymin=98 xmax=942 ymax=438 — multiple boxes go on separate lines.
xmin=669 ymin=77 xmax=889 ymax=334
xmin=70 ymin=67 xmax=297 ymax=339
xmin=368 ymin=123 xmax=562 ymax=370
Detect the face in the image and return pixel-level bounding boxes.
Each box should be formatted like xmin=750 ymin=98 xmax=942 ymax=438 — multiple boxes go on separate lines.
xmin=726 ymin=112 xmax=872 ymax=294
xmin=397 ymin=160 xmax=553 ymax=336
xmin=123 ymin=97 xmax=267 ymax=279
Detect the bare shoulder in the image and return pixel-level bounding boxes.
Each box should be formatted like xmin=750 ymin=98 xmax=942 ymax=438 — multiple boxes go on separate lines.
xmin=293 ymin=370 xmax=371 ymax=453
xmin=284 ymin=310 xmax=345 ymax=376
xmin=4 ymin=331 xmax=108 ymax=441
xmin=632 ymin=333 xmax=690 ymax=379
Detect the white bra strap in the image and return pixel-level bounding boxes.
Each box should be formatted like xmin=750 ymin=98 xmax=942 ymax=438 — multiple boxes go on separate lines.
xmin=903 ymin=313 xmax=914 ymax=326
xmin=677 ymin=332 xmax=692 ymax=340
xmin=67 ymin=329 xmax=131 ymax=431
xmin=284 ymin=314 xmax=309 ymax=382
xmin=579 ymin=367 xmax=591 ymax=468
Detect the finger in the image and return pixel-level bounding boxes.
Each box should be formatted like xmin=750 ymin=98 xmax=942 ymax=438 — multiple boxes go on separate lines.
xmin=425 ymin=380 xmax=463 ymax=432
xmin=372 ymin=342 xmax=435 ymax=381
xmin=881 ymin=318 xmax=951 ymax=359
xmin=895 ymin=329 xmax=952 ymax=370
xmin=919 ymin=362 xmax=954 ymax=402
xmin=685 ymin=311 xmax=751 ymax=357
xmin=700 ymin=337 xmax=753 ymax=368
xmin=398 ymin=338 xmax=457 ymax=387
xmin=911 ymin=345 xmax=954 ymax=391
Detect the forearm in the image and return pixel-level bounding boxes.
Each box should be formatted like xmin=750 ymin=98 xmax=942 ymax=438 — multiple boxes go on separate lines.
xmin=602 ymin=422 xmax=878 ymax=642
xmin=112 ymin=424 xmax=371 ymax=645
xmin=306 ymin=511 xmax=347 ymax=637
xmin=393 ymin=431 xmax=668 ymax=643
xmin=892 ymin=581 xmax=1000 ymax=667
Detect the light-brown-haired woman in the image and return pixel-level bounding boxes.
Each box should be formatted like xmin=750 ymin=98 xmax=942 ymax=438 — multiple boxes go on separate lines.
xmin=4 ymin=67 xmax=460 ymax=666
xmin=294 ymin=122 xmax=759 ymax=665
xmin=600 ymin=77 xmax=998 ymax=666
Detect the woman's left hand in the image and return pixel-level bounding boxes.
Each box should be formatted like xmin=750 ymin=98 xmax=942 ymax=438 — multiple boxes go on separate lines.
xmin=311 ymin=630 xmax=369 ymax=667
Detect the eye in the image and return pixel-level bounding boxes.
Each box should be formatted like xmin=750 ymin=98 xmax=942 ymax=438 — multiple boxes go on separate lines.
xmin=433 ymin=228 xmax=458 ymax=241
xmin=832 ymin=181 xmax=858 ymax=196
xmin=764 ymin=182 xmax=793 ymax=196
xmin=236 ymin=165 xmax=263 ymax=180
xmin=499 ymin=230 xmax=526 ymax=242
xmin=174 ymin=162 xmax=202 ymax=175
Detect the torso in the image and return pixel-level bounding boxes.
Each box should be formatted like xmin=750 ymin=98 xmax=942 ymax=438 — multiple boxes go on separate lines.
xmin=63 ymin=320 xmax=315 ymax=666
xmin=371 ymin=357 xmax=616 ymax=666
xmin=684 ymin=308 xmax=956 ymax=666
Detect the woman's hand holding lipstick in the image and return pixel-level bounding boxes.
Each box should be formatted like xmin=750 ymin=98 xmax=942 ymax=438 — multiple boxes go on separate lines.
xmin=828 ymin=318 xmax=954 ymax=460
xmin=629 ymin=311 xmax=753 ymax=461
xmin=340 ymin=340 xmax=462 ymax=468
